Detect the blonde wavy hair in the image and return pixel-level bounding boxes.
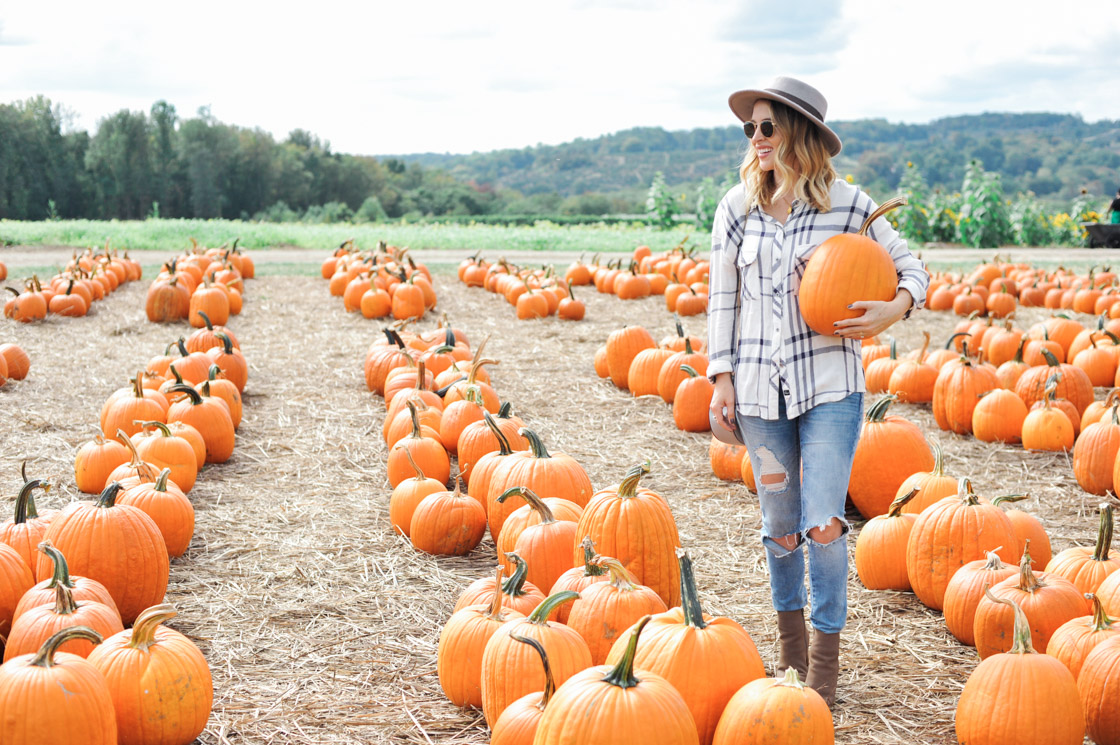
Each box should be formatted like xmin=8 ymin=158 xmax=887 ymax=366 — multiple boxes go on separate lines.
xmin=740 ymin=100 xmax=837 ymax=214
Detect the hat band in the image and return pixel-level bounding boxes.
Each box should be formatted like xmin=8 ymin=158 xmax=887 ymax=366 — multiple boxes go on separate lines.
xmin=765 ymin=89 xmax=824 ymax=121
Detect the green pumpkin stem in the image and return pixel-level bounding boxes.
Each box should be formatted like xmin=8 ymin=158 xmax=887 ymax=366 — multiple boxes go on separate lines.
xmin=579 ymin=537 xmax=607 ymax=577
xmin=676 ymin=550 xmax=708 ymax=630
xmin=501 ymin=552 xmax=533 ymax=597
xmin=497 ymin=486 xmax=556 ymax=525
xmin=96 ymin=482 xmax=124 ymax=508
xmin=483 ymin=412 xmax=514 ymax=456
xmin=29 ymin=626 xmax=104 ymax=668
xmin=527 ymin=590 xmax=580 ymax=624
xmin=1087 ymin=594 xmax=1116 ymax=632
xmin=602 ymin=615 xmax=652 ymax=689
xmin=53 ymin=581 xmax=79 ymax=616
xmin=519 ymin=428 xmax=552 ymax=460
xmin=776 ymin=665 xmax=807 ymax=688
xmin=617 ymin=460 xmax=652 ymax=498
xmin=37 ymin=541 xmax=73 ymax=589
xmin=13 ymin=478 xmax=49 ymax=524
xmin=138 ymin=420 xmax=174 ymax=439
xmin=166 ymin=383 xmax=203 ymax=406
xmin=866 ymin=394 xmax=896 ymax=422
xmin=510 ymin=633 xmax=556 ymax=708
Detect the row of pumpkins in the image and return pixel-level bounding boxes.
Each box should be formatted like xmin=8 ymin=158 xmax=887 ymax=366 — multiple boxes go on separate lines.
xmin=145 ymin=240 xmax=254 ymax=326
xmin=456 ymin=244 xmax=710 ymax=318
xmin=456 ymin=255 xmax=586 ymax=320
xmin=3 ymin=246 xmax=142 ymax=321
xmin=324 ymin=239 xmax=437 ymax=321
xmin=0 ymin=261 xmax=253 ymax=743
xmin=352 ymin=260 xmax=837 ymax=743
xmin=927 ymin=259 xmax=1120 ymax=318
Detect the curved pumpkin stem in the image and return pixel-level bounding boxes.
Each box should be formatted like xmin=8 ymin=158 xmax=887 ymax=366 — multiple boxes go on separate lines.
xmin=497 ymin=486 xmax=556 ymax=525
xmin=592 ymin=556 xmax=641 ymax=591
xmin=37 ymin=540 xmax=75 ymax=590
xmin=886 ymin=487 xmax=920 ymax=517
xmin=510 ymin=633 xmax=556 ymax=709
xmin=128 ymin=603 xmax=177 ymax=651
xmin=982 ymin=587 xmax=1035 ymax=654
xmin=52 ymin=581 xmax=79 ymax=616
xmin=858 ymin=196 xmax=907 ymax=236
xmin=527 ymin=590 xmax=580 ymax=625
xmin=96 ymin=482 xmax=124 ymax=509
xmin=501 ymin=553 xmax=534 ymax=598
xmin=602 ymin=615 xmax=651 ymax=689
xmin=482 ymin=412 xmax=514 ymax=456
xmin=1086 ymin=593 xmax=1116 ymax=632
xmin=617 ymin=461 xmax=652 ymax=499
xmin=676 ymin=549 xmax=708 ymax=630
xmin=12 ymin=478 xmax=50 ymax=524
xmin=518 ymin=428 xmax=553 ymax=460
xmin=865 ymin=394 xmax=896 ymax=422
xmin=29 ymin=626 xmax=105 ymax=668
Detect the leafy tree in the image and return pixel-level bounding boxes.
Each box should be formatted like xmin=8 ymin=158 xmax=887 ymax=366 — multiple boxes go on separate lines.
xmin=84 ymin=109 xmax=153 ymax=219
xmin=956 ymin=160 xmax=1012 ymax=248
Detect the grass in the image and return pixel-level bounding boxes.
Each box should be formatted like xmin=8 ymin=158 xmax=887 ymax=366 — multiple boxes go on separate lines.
xmin=0 ymin=218 xmax=697 ymax=255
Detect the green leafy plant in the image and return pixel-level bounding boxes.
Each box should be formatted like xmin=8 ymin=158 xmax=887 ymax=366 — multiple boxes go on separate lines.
xmin=694 ymin=177 xmax=719 ymax=233
xmin=646 ymin=171 xmax=676 ymax=230
xmin=956 ymin=160 xmax=1012 ymax=248
xmin=1009 ymin=193 xmax=1054 ymax=247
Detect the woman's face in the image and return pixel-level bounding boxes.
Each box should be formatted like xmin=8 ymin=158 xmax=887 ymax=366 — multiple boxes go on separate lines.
xmin=749 ymin=100 xmax=780 ymax=172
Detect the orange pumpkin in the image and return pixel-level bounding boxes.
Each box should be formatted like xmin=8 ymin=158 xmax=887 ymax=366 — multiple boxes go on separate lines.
xmin=847 ymin=396 xmax=933 ymax=519
xmin=854 ymin=489 xmax=918 ymax=591
xmin=1047 ymin=594 xmax=1120 ymax=680
xmin=798 ymin=196 xmax=904 ymax=336
xmin=567 ymin=557 xmax=667 ymax=665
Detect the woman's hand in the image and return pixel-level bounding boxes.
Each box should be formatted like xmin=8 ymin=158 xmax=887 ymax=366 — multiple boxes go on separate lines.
xmin=832 ymin=290 xmax=913 ymax=341
xmin=709 ymin=373 xmax=737 ymax=434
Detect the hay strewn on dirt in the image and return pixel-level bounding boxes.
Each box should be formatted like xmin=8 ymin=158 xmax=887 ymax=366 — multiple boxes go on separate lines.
xmin=0 ymin=246 xmax=1115 ymax=745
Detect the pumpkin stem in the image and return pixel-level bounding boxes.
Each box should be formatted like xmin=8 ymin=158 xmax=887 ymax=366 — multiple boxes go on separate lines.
xmin=510 ymin=633 xmax=556 ymax=709
xmin=528 ymin=590 xmax=580 ymax=625
xmin=518 ymin=428 xmax=552 ymax=460
xmin=1087 ymin=593 xmax=1116 ymax=632
xmin=13 ymin=478 xmax=49 ymax=524
xmin=497 ymin=486 xmax=556 ymax=525
xmin=482 ymin=412 xmax=514 ymax=456
xmin=166 ymin=383 xmax=203 ymax=406
xmin=37 ymin=540 xmax=74 ymax=590
xmin=128 ymin=603 xmax=178 ymax=651
xmin=578 ymin=537 xmax=608 ymax=577
xmin=601 ymin=615 xmax=652 ymax=689
xmin=96 ymin=482 xmax=124 ymax=509
xmin=153 ymin=467 xmax=172 ymax=492
xmin=676 ymin=549 xmax=708 ymax=630
xmin=982 ymin=586 xmax=1035 ymax=655
xmin=857 ymin=196 xmax=907 ymax=237
xmin=617 ymin=461 xmax=652 ymax=499
xmin=28 ymin=626 xmax=104 ymax=669
xmin=865 ymin=394 xmax=896 ymax=423
xmin=1092 ymin=504 xmax=1113 ymax=562
xmin=501 ymin=552 xmax=533 ymax=598
xmin=886 ymin=487 xmax=920 ymax=517
xmin=593 ymin=556 xmax=641 ymax=591
xmin=775 ymin=665 xmax=808 ymax=688
xmin=485 ymin=566 xmax=506 ymax=620
xmin=53 ymin=581 xmax=80 ymax=616
xmin=403 ymin=446 xmax=426 ymax=481
xmin=1016 ymin=540 xmax=1043 ymax=593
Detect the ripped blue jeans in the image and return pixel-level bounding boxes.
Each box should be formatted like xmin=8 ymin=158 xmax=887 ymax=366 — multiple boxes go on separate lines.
xmin=740 ymin=392 xmax=863 ymax=635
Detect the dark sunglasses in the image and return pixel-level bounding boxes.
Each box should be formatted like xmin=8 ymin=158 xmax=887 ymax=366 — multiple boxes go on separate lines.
xmin=743 ymin=120 xmax=775 ymax=139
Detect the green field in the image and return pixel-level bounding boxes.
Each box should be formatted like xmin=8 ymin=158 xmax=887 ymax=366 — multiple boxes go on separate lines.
xmin=0 ymin=218 xmax=695 ymax=256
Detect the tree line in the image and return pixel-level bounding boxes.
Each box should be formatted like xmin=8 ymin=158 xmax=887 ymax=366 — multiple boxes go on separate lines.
xmin=3 ymin=95 xmax=1119 ymax=224
xmin=0 ymin=97 xmax=502 ymax=222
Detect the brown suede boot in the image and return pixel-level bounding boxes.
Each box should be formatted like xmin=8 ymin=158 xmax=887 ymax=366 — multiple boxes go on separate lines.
xmin=775 ymin=609 xmax=809 ymax=679
xmin=805 ymin=630 xmax=841 ymax=708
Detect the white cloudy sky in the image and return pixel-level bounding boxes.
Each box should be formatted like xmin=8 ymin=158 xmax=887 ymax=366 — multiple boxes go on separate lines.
xmin=1 ymin=0 xmax=1116 ymax=156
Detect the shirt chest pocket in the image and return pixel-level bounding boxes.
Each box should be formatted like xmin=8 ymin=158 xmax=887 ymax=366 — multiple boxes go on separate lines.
xmin=735 ymin=242 xmax=761 ymax=302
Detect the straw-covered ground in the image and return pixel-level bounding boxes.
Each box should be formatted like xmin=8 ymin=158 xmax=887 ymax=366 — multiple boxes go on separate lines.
xmin=0 ymin=244 xmax=1113 ymax=744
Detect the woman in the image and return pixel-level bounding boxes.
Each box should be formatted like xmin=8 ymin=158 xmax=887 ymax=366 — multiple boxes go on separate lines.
xmin=706 ymin=76 xmax=928 ymax=708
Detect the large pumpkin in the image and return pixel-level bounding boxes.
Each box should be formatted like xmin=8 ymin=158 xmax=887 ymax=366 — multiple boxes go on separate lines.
xmin=905 ymin=477 xmax=1019 ymax=611
xmin=605 ymin=551 xmax=766 ymax=745
xmin=532 ymin=616 xmax=699 ymax=745
xmin=37 ymin=483 xmax=169 ymax=625
xmin=711 ymin=667 xmax=835 ymax=745
xmin=955 ymin=591 xmax=1084 ymax=745
xmin=847 ymin=395 xmax=933 ymax=519
xmin=572 ymin=461 xmax=682 ymax=607
xmin=0 ymin=626 xmax=118 ymax=745
xmin=798 ymin=197 xmax=905 ymax=336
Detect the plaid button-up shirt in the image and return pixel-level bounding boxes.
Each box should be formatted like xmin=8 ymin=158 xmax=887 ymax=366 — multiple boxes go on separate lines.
xmin=706 ymin=179 xmax=929 ymax=421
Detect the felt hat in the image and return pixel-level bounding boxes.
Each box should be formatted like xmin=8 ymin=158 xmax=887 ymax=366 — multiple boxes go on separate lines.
xmin=728 ymin=76 xmax=842 ymax=156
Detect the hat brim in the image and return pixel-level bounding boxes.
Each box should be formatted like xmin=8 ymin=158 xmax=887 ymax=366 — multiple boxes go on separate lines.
xmin=729 ymin=89 xmax=842 ymax=157
xmin=709 ymin=408 xmax=745 ymax=446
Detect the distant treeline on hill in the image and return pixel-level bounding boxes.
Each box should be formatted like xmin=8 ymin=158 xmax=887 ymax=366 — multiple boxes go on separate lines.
xmin=2 ymin=95 xmax=1118 ymax=223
